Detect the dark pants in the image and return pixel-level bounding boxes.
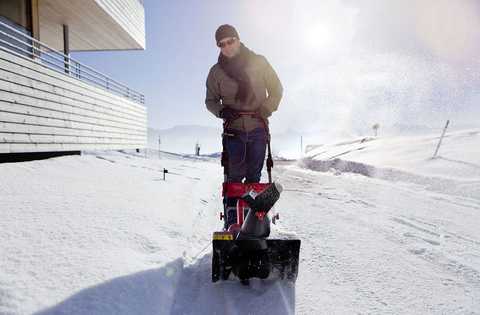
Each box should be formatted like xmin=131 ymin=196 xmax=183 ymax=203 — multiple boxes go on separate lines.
xmin=223 ymin=127 xmax=267 ymax=228
xmin=224 ymin=127 xmax=267 ymax=183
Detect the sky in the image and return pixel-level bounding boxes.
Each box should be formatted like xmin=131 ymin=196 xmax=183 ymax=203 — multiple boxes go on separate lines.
xmin=73 ymin=0 xmax=480 ymax=136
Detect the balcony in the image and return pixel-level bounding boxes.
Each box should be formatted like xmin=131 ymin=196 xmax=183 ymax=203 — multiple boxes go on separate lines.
xmin=0 ymin=19 xmax=147 ymax=155
xmin=0 ymin=19 xmax=144 ymax=104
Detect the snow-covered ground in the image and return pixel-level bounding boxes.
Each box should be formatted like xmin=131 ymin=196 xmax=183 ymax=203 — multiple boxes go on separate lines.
xmin=1 ymin=128 xmax=479 ymax=314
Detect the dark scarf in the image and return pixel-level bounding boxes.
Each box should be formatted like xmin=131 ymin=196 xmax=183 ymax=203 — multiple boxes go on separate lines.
xmin=218 ymin=43 xmax=256 ymax=103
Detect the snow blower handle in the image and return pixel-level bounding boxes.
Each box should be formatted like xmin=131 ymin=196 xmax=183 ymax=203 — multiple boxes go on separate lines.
xmin=259 ymin=115 xmax=274 ymax=184
xmin=266 ymin=134 xmax=273 ymax=184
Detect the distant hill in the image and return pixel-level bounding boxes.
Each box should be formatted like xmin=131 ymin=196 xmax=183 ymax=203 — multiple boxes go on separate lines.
xmin=147 ymin=123 xmax=477 ymax=158
xmin=147 ymin=125 xmax=353 ymax=158
xmin=148 ymin=125 xmax=222 ymax=154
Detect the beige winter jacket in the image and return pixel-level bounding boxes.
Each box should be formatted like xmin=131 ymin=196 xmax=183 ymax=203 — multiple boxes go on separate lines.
xmin=205 ymin=54 xmax=283 ymax=131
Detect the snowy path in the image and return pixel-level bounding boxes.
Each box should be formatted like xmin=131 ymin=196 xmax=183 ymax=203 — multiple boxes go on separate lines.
xmin=1 ymin=150 xmax=479 ymax=314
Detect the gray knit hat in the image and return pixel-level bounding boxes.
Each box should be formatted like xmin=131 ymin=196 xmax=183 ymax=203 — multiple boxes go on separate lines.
xmin=215 ymin=24 xmax=239 ymax=44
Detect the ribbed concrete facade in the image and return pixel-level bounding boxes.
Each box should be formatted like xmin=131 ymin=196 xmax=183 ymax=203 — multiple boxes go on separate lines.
xmin=39 ymin=0 xmax=146 ymax=51
xmin=95 ymin=0 xmax=145 ymax=49
xmin=0 ymin=50 xmax=147 ymax=154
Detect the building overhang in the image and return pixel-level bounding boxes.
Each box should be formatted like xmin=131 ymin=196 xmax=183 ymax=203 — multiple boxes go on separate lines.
xmin=38 ymin=0 xmax=145 ymax=51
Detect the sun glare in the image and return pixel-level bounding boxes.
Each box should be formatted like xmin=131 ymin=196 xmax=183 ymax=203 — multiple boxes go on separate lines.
xmin=304 ymin=24 xmax=334 ymax=51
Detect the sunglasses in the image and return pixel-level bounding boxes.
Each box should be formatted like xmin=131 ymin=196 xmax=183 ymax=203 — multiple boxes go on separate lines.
xmin=217 ymin=37 xmax=237 ymax=48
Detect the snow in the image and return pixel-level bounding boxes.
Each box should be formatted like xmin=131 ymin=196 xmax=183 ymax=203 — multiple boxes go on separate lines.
xmin=305 ymin=129 xmax=480 ymax=180
xmin=0 ymin=129 xmax=479 ymax=314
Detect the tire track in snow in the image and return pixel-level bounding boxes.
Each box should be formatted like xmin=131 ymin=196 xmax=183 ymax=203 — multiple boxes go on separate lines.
xmin=273 ymin=163 xmax=480 ymax=314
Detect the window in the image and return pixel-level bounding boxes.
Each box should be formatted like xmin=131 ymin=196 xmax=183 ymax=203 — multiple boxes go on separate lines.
xmin=0 ymin=0 xmax=33 ymax=58
xmin=0 ymin=0 xmax=31 ymax=31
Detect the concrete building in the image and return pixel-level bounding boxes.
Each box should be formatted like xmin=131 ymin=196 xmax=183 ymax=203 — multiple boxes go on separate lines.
xmin=0 ymin=0 xmax=147 ymax=162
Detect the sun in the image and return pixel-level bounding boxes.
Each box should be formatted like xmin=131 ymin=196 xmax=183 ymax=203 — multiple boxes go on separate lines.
xmin=304 ymin=24 xmax=335 ymax=51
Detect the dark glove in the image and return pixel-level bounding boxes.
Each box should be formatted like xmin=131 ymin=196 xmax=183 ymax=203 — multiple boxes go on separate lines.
xmin=256 ymin=107 xmax=272 ymax=119
xmin=219 ymin=107 xmax=239 ymax=121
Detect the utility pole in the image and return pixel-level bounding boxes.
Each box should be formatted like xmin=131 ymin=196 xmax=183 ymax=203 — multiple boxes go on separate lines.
xmin=300 ymin=136 xmax=303 ymax=156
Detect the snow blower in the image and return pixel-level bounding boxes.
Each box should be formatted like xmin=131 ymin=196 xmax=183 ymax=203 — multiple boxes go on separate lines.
xmin=212 ymin=113 xmax=301 ymax=284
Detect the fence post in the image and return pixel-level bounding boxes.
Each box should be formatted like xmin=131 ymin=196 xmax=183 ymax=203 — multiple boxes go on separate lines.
xmin=158 ymin=136 xmax=161 ymax=159
xmin=432 ymin=120 xmax=450 ymax=159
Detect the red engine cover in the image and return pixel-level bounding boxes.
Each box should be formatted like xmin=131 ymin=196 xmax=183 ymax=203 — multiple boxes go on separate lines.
xmin=222 ymin=182 xmax=270 ymax=198
xmin=222 ymin=183 xmax=270 ymax=227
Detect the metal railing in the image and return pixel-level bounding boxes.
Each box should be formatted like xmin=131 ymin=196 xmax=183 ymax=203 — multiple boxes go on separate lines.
xmin=0 ymin=20 xmax=145 ymax=105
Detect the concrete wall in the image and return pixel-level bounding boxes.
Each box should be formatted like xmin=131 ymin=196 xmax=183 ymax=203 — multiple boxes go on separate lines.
xmin=38 ymin=0 xmax=145 ymax=51
xmin=95 ymin=0 xmax=145 ymax=49
xmin=0 ymin=49 xmax=147 ymax=154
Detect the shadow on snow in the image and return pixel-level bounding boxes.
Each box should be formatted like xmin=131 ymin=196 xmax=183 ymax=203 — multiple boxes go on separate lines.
xmin=35 ymin=254 xmax=295 ymax=315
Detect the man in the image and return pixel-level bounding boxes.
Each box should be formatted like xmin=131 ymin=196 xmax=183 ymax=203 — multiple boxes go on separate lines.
xmin=205 ymin=24 xmax=283 ymax=184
